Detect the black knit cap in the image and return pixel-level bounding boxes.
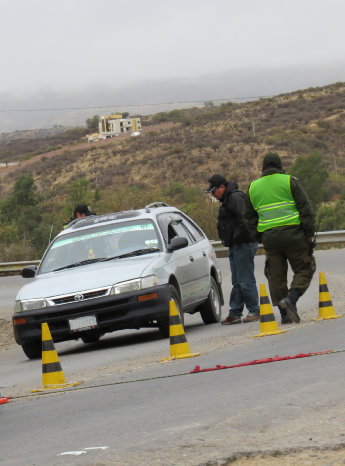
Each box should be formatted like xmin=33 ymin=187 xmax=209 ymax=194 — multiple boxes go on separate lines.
xmin=262 ymin=152 xmax=282 ymax=170
xmin=205 ymin=174 xmax=227 ymax=193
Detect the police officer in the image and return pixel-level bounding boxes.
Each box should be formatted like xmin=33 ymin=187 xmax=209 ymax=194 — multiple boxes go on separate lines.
xmin=243 ymin=153 xmax=316 ymax=324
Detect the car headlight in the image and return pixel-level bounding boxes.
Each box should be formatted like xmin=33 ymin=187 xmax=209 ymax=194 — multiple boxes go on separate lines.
xmin=14 ymin=298 xmax=47 ymax=313
xmin=110 ymin=275 xmax=157 ymax=295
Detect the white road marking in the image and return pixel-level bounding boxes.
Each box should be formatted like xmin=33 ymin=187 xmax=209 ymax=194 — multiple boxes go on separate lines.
xmin=57 ymin=446 xmax=109 ymax=457
xmin=58 ymin=451 xmax=86 ymax=456
xmin=84 ymin=446 xmax=109 ymax=450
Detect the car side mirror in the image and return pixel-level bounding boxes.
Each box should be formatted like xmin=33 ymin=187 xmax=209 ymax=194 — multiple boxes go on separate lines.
xmin=167 ymin=236 xmax=188 ymax=253
xmin=21 ymin=265 xmax=37 ymax=278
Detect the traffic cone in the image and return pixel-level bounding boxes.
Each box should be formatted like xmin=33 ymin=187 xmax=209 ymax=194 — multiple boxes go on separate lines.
xmin=0 ymin=396 xmax=9 ymax=405
xmin=31 ymin=322 xmax=79 ymax=392
xmin=161 ymin=300 xmax=200 ymax=361
xmin=254 ymin=284 xmax=287 ymax=337
xmin=314 ymin=272 xmax=342 ymax=321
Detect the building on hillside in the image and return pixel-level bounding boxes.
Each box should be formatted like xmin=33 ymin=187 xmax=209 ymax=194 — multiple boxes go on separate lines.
xmin=99 ymin=114 xmax=141 ymax=138
xmin=86 ymin=114 xmax=141 ymax=142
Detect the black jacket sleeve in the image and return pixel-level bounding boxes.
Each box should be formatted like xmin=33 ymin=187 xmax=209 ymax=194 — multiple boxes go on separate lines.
xmin=243 ymin=186 xmax=262 ymax=242
xmin=290 ymin=177 xmax=315 ymax=238
xmin=229 ymin=190 xmax=256 ymax=243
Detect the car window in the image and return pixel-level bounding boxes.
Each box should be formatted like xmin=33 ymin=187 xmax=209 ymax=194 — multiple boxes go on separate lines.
xmin=158 ymin=212 xmax=195 ymax=244
xmin=39 ymin=219 xmax=161 ymax=274
xmin=157 ymin=213 xmax=173 ymax=244
xmin=169 ymin=219 xmax=193 ymax=244
xmin=180 ymin=215 xmax=206 ymax=242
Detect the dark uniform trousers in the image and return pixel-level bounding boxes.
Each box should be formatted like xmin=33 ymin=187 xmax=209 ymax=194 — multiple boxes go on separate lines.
xmin=264 ymin=241 xmax=316 ymax=306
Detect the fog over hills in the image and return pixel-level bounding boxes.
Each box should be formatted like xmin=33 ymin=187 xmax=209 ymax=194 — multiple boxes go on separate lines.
xmin=1 ymin=63 xmax=345 ymax=133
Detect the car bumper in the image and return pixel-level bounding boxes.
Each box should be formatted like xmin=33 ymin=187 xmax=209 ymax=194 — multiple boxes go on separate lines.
xmin=13 ymin=284 xmax=170 ymax=344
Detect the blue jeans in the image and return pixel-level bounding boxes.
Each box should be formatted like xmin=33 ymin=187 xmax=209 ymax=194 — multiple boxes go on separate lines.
xmin=228 ymin=242 xmax=259 ymax=317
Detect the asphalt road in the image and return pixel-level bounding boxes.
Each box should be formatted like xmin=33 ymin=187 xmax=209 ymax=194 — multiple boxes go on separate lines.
xmin=1 ymin=249 xmax=345 ymax=465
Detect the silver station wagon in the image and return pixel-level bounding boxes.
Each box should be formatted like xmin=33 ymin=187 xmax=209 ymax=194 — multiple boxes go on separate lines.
xmin=13 ymin=202 xmax=223 ymax=359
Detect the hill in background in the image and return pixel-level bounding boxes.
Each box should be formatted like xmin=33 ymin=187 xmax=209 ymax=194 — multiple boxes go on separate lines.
xmin=0 ymin=81 xmax=345 ymax=261
xmin=1 ymin=81 xmax=344 ymax=199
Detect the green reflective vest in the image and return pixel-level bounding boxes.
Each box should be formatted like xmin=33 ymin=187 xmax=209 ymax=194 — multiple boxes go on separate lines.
xmin=249 ymin=174 xmax=300 ymax=232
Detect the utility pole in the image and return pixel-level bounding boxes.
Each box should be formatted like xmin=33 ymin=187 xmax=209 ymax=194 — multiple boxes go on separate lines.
xmin=250 ymin=110 xmax=256 ymax=137
xmin=332 ymin=153 xmax=337 ymax=178
xmin=251 ymin=118 xmax=256 ymax=137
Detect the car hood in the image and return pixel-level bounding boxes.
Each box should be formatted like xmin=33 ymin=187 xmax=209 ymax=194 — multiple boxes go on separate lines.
xmin=16 ymin=255 xmax=161 ymax=300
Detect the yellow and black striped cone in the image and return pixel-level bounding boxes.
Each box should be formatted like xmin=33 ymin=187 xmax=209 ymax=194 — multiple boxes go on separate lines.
xmin=161 ymin=300 xmax=200 ymax=361
xmin=314 ymin=272 xmax=342 ymax=321
xmin=31 ymin=323 xmax=79 ymax=392
xmin=254 ymin=284 xmax=287 ymax=337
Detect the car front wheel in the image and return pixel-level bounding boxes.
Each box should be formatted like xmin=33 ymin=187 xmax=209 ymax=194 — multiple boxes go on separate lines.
xmin=199 ymin=277 xmax=222 ymax=324
xmin=169 ymin=284 xmax=184 ymax=326
xmin=158 ymin=284 xmax=183 ymax=338
xmin=22 ymin=341 xmax=42 ymax=359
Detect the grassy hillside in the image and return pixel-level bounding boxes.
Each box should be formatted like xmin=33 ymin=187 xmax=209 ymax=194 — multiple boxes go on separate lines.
xmin=0 ymin=126 xmax=88 ymax=162
xmin=0 ymin=81 xmax=345 ymax=260
xmin=1 ymin=82 xmax=345 ymax=195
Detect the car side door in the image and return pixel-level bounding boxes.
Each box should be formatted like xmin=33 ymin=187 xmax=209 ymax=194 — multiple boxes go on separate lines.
xmin=179 ymin=213 xmax=211 ymax=302
xmin=157 ymin=213 xmax=207 ymax=306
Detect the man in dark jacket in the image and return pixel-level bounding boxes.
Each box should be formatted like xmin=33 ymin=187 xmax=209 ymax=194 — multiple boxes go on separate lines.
xmin=63 ymin=204 xmax=96 ymax=229
xmin=206 ymin=174 xmax=260 ymax=324
xmin=243 ymin=153 xmax=316 ymax=324
xmin=73 ymin=204 xmax=96 ymax=219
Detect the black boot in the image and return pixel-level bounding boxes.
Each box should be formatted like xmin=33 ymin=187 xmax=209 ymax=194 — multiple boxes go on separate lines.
xmin=278 ymin=305 xmax=293 ymax=324
xmin=279 ymin=289 xmax=301 ymax=323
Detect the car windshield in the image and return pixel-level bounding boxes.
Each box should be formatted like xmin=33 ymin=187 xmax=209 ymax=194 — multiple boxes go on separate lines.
xmin=39 ymin=219 xmax=161 ymax=274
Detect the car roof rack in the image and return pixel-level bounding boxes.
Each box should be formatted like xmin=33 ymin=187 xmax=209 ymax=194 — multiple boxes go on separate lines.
xmin=145 ymin=202 xmax=170 ymax=212
xmin=68 ymin=211 xmax=140 ymax=230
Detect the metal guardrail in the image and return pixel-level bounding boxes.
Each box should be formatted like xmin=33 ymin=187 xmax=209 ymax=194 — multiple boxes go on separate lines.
xmin=1 ymin=230 xmax=344 ymax=276
xmin=0 ymin=260 xmax=40 ymax=275
xmin=211 ymin=230 xmax=345 ymax=257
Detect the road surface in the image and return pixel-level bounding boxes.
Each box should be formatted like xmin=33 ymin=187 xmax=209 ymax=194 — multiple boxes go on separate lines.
xmin=0 ymin=249 xmax=345 ymax=465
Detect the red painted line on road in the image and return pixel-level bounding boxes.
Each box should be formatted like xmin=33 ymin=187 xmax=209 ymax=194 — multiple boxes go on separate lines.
xmin=190 ymin=349 xmax=344 ymax=374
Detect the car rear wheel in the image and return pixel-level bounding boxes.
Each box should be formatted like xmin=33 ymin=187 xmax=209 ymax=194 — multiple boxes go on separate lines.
xmin=199 ymin=277 xmax=222 ymax=324
xmin=158 ymin=284 xmax=183 ymax=338
xmin=22 ymin=341 xmax=42 ymax=359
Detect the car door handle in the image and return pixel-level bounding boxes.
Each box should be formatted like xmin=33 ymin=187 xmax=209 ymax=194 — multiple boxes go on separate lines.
xmin=189 ymin=256 xmax=194 ymax=262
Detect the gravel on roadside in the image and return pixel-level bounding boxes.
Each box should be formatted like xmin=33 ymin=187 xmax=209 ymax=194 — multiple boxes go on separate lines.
xmin=0 ymin=319 xmax=15 ymax=350
xmin=222 ymin=445 xmax=345 ymax=465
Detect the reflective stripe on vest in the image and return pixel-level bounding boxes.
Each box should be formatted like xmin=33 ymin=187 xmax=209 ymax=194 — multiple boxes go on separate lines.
xmin=249 ymin=174 xmax=300 ymax=232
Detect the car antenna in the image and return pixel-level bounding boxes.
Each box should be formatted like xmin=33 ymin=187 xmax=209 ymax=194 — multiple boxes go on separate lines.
xmin=48 ymin=224 xmax=53 ymax=245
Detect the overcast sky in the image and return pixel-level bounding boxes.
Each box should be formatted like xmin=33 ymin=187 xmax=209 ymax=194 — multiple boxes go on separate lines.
xmin=1 ymin=0 xmax=345 ymax=130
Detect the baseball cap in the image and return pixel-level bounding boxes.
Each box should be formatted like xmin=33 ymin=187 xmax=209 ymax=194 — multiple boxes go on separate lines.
xmin=205 ymin=174 xmax=227 ymax=193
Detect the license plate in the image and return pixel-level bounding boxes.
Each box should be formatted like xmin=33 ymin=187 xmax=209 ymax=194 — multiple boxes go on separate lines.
xmin=69 ymin=315 xmax=97 ymax=331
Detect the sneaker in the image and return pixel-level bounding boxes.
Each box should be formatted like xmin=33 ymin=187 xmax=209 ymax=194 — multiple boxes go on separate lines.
xmin=243 ymin=313 xmax=260 ymax=323
xmin=221 ymin=315 xmax=241 ymax=325
xmin=279 ymin=297 xmax=300 ymax=323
